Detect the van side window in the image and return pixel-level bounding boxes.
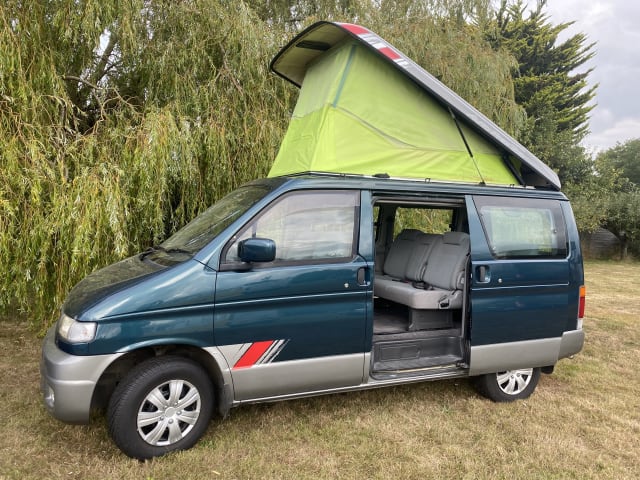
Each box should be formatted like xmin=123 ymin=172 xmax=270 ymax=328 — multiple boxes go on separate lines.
xmin=224 ymin=190 xmax=360 ymax=265
xmin=394 ymin=207 xmax=453 ymax=236
xmin=473 ymin=196 xmax=568 ymax=259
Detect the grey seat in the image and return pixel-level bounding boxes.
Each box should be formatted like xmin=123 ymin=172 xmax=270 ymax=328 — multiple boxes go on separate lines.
xmin=375 ymin=231 xmax=441 ymax=296
xmin=373 ymin=230 xmax=441 ymax=335
xmin=375 ymin=232 xmax=470 ymax=310
xmin=378 ymin=229 xmax=424 ymax=281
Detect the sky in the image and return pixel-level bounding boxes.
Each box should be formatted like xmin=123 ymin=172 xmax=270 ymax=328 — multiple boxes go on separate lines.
xmin=545 ymin=0 xmax=640 ymax=153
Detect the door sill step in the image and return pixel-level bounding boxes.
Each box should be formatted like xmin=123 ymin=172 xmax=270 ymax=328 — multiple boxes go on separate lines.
xmin=373 ymin=354 xmax=462 ymax=372
xmin=371 ymin=363 xmax=466 ymax=381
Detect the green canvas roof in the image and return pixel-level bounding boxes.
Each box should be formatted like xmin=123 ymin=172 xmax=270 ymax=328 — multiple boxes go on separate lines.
xmin=269 ymin=22 xmax=561 ymax=190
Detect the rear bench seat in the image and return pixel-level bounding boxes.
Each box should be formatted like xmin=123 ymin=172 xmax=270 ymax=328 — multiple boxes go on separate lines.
xmin=375 ymin=231 xmax=470 ymax=311
xmin=376 ymin=229 xmax=441 ymax=288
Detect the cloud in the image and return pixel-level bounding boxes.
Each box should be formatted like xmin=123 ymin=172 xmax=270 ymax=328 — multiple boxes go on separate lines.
xmin=585 ymin=117 xmax=640 ymax=152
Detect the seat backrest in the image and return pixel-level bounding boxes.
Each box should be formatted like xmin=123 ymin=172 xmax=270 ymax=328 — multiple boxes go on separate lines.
xmin=422 ymin=232 xmax=470 ymax=290
xmin=404 ymin=233 xmax=442 ymax=281
xmin=382 ymin=229 xmax=423 ymax=279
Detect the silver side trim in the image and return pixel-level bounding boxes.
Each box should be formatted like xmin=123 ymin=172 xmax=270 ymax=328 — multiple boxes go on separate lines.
xmin=236 ymin=368 xmax=467 ymax=405
xmin=229 ymin=353 xmax=365 ymax=400
xmin=363 ymin=351 xmax=372 ymax=378
xmin=469 ymin=337 xmax=562 ymax=376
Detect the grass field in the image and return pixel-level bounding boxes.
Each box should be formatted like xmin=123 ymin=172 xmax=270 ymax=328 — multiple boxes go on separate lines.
xmin=1 ymin=261 xmax=638 ymax=479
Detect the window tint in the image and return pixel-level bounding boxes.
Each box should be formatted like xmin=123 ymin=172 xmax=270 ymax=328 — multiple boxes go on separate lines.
xmin=473 ymin=196 xmax=567 ymax=259
xmin=224 ymin=190 xmax=359 ymax=265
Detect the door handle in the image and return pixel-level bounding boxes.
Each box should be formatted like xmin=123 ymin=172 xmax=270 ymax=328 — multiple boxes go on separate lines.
xmin=476 ymin=265 xmax=491 ymax=283
xmin=357 ymin=267 xmax=369 ymax=286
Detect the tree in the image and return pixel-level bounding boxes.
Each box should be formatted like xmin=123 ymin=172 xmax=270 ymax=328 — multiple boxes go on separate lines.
xmin=1 ymin=0 xmax=531 ymax=328
xmin=596 ymin=138 xmax=640 ymax=187
xmin=483 ymin=0 xmax=596 ymax=182
xmin=603 ymin=191 xmax=640 ymax=259
xmin=0 ymin=0 xmax=294 ymax=328
xmin=587 ymin=139 xmax=640 ymax=258
xmin=566 ymin=140 xmax=640 ymax=259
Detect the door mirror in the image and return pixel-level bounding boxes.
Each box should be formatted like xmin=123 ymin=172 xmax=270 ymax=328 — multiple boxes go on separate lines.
xmin=238 ymin=238 xmax=276 ymax=263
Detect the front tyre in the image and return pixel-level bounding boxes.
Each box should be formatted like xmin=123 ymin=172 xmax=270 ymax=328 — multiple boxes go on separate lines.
xmin=107 ymin=356 xmax=214 ymax=459
xmin=473 ymin=367 xmax=541 ymax=402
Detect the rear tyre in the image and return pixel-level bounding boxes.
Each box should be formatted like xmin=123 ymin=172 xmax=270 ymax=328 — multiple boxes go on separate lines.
xmin=107 ymin=356 xmax=214 ymax=459
xmin=473 ymin=367 xmax=541 ymax=402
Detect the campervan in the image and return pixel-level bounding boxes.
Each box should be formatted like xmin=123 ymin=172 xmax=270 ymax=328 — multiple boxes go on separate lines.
xmin=41 ymin=22 xmax=585 ymax=459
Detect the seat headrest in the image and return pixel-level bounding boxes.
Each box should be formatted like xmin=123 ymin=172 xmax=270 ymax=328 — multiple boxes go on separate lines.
xmin=396 ymin=229 xmax=423 ymax=241
xmin=443 ymin=231 xmax=469 ymax=245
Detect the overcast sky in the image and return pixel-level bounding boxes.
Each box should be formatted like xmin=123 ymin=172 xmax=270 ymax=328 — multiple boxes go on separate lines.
xmin=544 ymin=0 xmax=640 ymax=153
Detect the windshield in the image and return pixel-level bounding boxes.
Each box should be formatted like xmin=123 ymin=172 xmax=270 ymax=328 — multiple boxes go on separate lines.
xmin=158 ymin=185 xmax=271 ymax=256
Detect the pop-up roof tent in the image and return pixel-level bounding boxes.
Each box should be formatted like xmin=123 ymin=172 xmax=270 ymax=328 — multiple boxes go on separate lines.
xmin=269 ymin=22 xmax=561 ymax=190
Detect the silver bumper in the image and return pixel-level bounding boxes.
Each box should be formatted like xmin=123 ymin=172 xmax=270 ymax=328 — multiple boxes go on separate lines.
xmin=469 ymin=328 xmax=585 ymax=375
xmin=558 ymin=328 xmax=585 ymax=359
xmin=40 ymin=326 xmax=123 ymax=424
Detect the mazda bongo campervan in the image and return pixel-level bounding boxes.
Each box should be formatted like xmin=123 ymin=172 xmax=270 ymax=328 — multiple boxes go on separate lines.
xmin=41 ymin=22 xmax=585 ymax=459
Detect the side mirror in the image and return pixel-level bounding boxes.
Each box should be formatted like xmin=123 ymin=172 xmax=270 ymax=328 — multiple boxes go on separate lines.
xmin=238 ymin=238 xmax=276 ymax=263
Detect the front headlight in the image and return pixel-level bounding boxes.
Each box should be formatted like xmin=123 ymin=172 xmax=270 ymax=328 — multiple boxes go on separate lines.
xmin=57 ymin=313 xmax=97 ymax=343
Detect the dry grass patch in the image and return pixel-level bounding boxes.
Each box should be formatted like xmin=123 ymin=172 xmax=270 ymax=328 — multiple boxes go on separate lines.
xmin=1 ymin=260 xmax=639 ymax=479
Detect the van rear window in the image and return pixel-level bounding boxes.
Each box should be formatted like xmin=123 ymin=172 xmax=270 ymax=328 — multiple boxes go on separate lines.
xmin=473 ymin=196 xmax=568 ymax=259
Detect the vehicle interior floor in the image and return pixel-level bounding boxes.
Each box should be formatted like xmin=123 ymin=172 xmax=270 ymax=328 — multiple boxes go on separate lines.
xmin=372 ymin=297 xmax=465 ymax=373
xmin=372 ymin=297 xmax=463 ymax=335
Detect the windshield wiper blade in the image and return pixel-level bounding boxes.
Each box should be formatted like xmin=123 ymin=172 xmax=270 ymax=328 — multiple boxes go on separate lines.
xmin=139 ymin=246 xmax=156 ymax=260
xmin=159 ymin=246 xmax=191 ymax=255
xmin=139 ymin=245 xmax=191 ymax=260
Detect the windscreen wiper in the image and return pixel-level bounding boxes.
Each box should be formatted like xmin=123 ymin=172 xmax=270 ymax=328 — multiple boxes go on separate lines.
xmin=139 ymin=245 xmax=191 ymax=260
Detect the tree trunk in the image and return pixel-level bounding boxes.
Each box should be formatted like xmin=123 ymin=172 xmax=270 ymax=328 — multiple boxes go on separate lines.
xmin=620 ymin=237 xmax=629 ymax=260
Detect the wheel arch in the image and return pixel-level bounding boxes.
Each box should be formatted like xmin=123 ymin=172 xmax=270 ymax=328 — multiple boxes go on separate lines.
xmin=92 ymin=344 xmax=233 ymax=418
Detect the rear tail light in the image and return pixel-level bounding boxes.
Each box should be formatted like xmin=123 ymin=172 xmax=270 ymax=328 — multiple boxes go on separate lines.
xmin=578 ymin=285 xmax=586 ymax=326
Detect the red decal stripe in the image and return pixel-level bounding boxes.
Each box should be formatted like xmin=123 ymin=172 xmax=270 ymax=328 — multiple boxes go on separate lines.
xmin=378 ymin=46 xmax=401 ymax=60
xmin=233 ymin=341 xmax=274 ymax=369
xmin=340 ymin=23 xmax=369 ymax=35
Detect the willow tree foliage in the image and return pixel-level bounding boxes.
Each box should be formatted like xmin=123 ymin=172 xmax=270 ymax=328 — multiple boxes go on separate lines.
xmin=0 ymin=0 xmax=529 ymax=328
xmin=1 ymin=0 xmax=292 ymax=328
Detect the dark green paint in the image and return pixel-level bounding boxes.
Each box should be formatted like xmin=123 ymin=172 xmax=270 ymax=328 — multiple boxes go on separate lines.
xmin=57 ymin=175 xmax=582 ymax=360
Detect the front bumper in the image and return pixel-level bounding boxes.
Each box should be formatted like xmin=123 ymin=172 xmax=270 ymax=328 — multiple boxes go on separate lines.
xmin=40 ymin=326 xmax=123 ymax=423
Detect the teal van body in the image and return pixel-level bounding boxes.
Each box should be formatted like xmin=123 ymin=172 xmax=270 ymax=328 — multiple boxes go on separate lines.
xmin=41 ymin=175 xmax=585 ymax=459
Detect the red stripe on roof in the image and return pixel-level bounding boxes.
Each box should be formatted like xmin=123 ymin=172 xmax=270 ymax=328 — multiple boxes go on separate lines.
xmin=378 ymin=46 xmax=401 ymax=60
xmin=233 ymin=341 xmax=274 ymax=369
xmin=339 ymin=23 xmax=370 ymax=35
